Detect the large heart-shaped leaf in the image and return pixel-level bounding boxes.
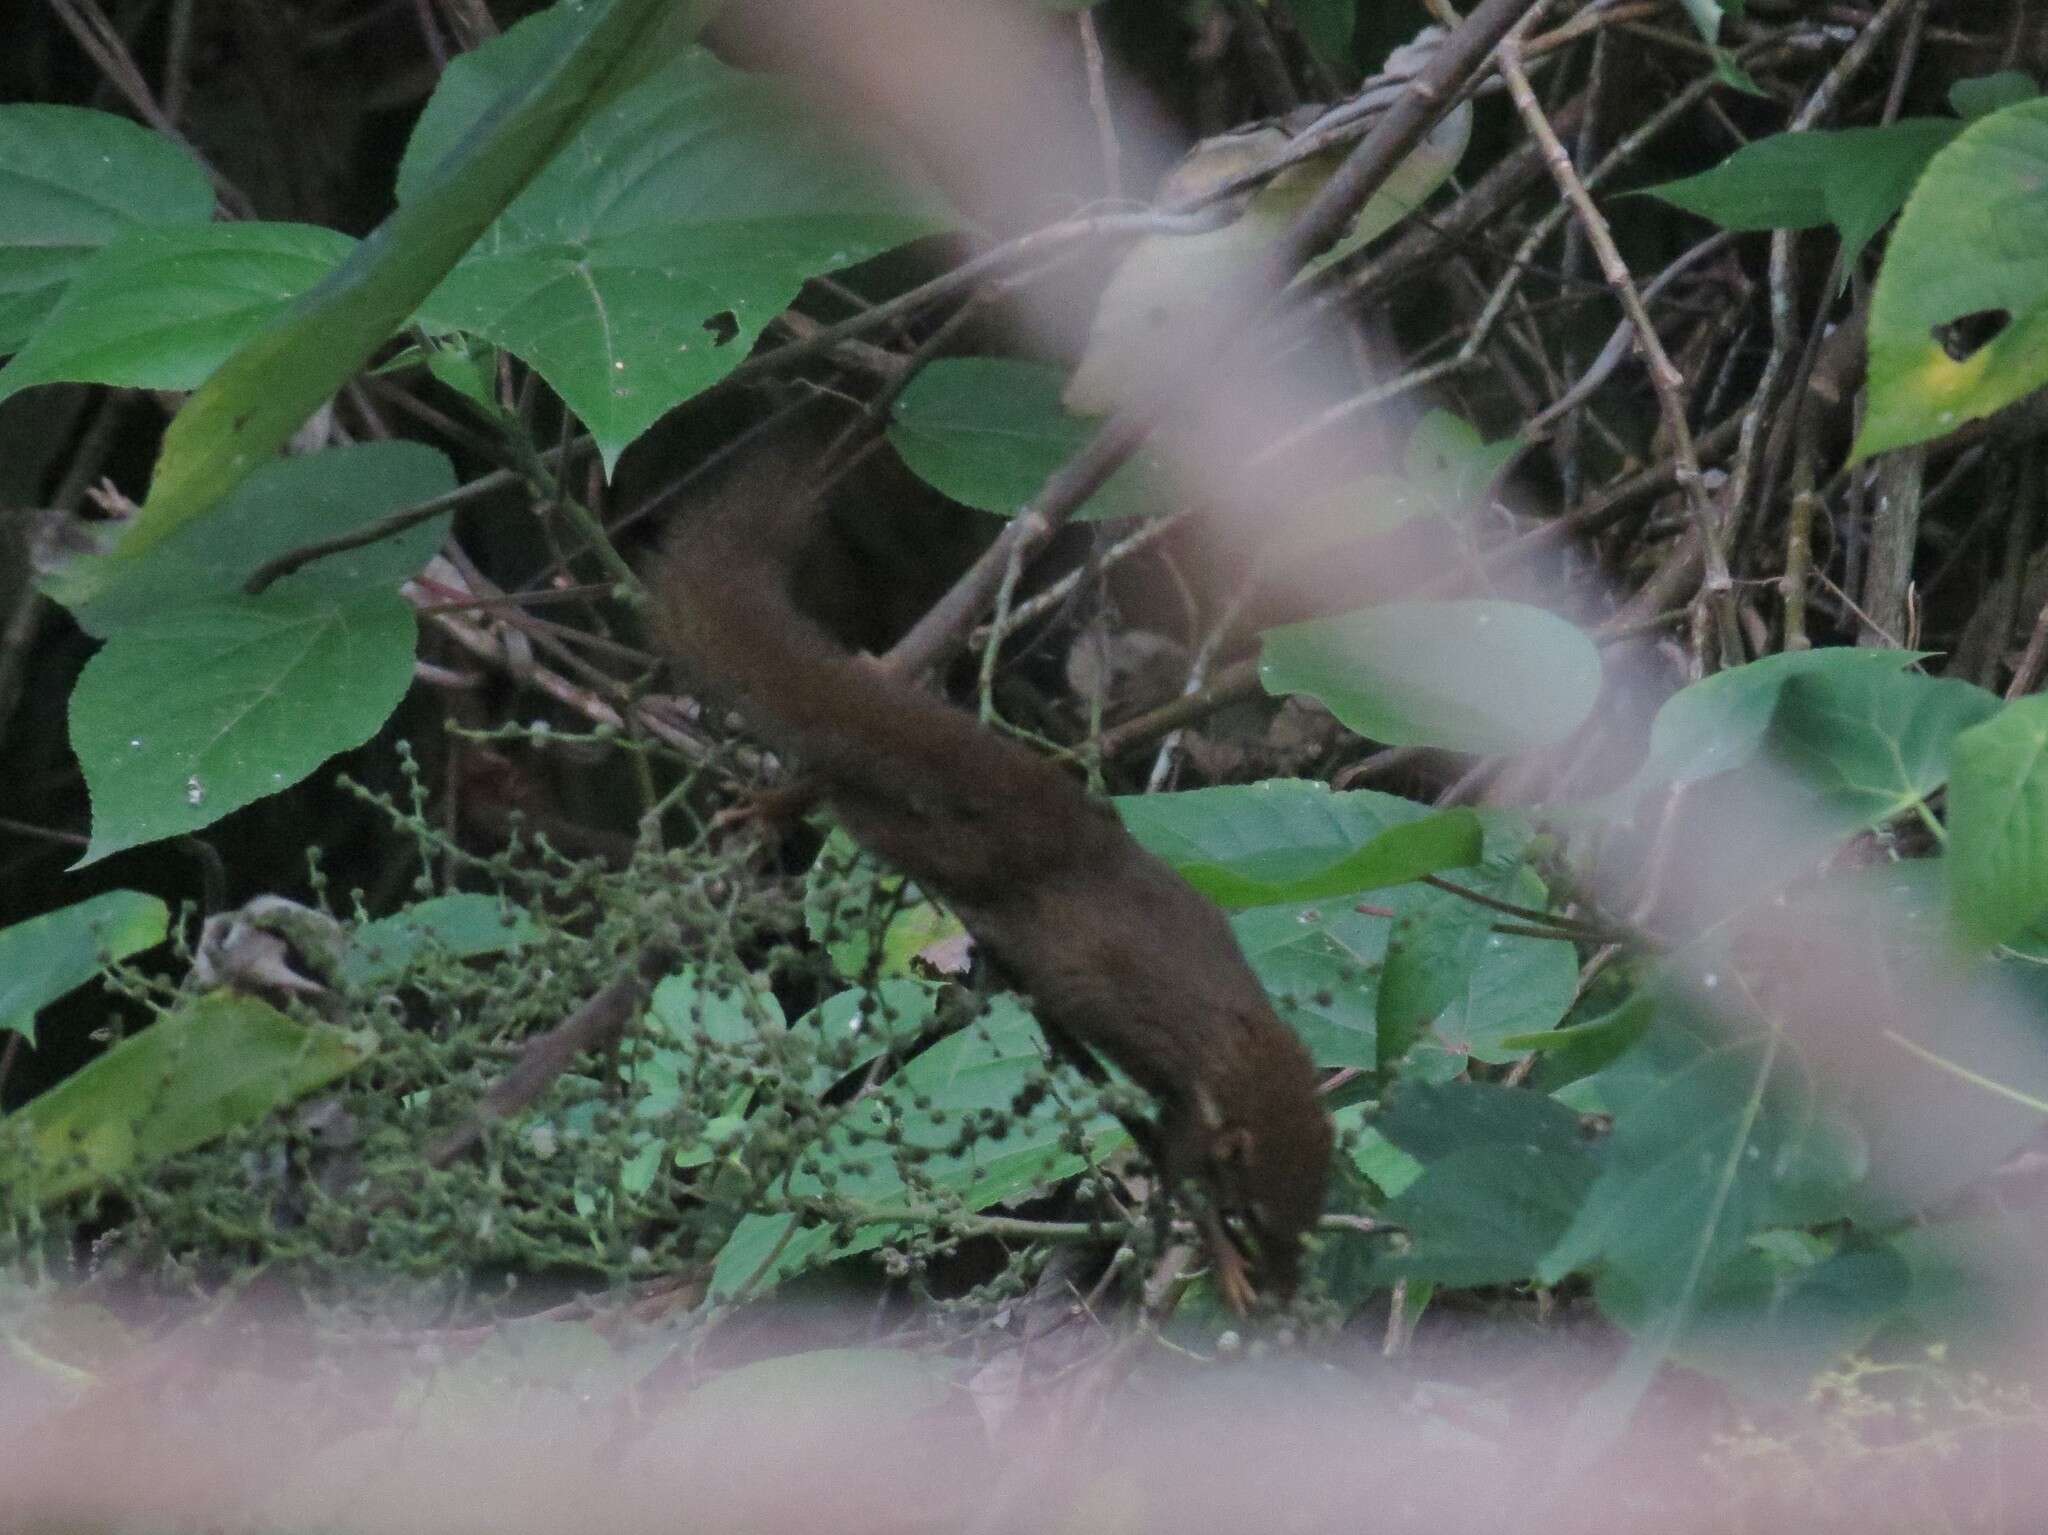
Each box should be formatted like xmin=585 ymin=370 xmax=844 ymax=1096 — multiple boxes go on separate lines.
xmin=0 ymin=104 xmax=213 ymax=352
xmin=1766 ymin=666 xmax=2000 ymax=838
xmin=75 ymin=0 xmax=689 ymax=600
xmin=1857 ymin=98 xmax=2048 ymax=459
xmin=1260 ymin=599 xmax=1601 ymax=755
xmin=70 ymin=589 xmax=418 ymax=865
xmin=62 ymin=439 xmax=454 ymax=636
xmin=62 ymin=444 xmax=452 ymax=862
xmin=1115 ymin=780 xmax=1480 ymax=906
xmin=0 ymin=222 xmax=354 ymax=405
xmin=889 ymin=358 xmax=1166 ymax=521
xmin=410 ymin=29 xmax=946 ymax=471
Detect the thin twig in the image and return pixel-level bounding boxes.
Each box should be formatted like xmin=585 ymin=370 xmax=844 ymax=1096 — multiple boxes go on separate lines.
xmin=882 ymin=0 xmax=1548 ymax=690
xmin=1495 ymin=27 xmax=1744 ymax=666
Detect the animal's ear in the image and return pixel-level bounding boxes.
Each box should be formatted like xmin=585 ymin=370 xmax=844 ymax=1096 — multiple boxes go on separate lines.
xmin=1212 ymin=1126 xmax=1256 ymax=1170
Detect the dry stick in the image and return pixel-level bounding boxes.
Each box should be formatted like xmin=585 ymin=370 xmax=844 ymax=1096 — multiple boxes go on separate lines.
xmin=1782 ymin=411 xmax=1821 ymax=651
xmin=727 ymin=211 xmax=1217 ymax=387
xmin=2006 ymin=598 xmax=2048 ymax=701
xmin=1095 ymin=414 xmax=1749 ymax=760
xmin=1275 ymin=50 xmax=1735 ymax=459
xmin=1980 ymin=443 xmax=2039 ymax=688
xmin=436 ymin=0 xmax=499 ymax=48
xmin=1772 ymin=0 xmax=1928 ymax=647
xmin=1520 ymin=230 xmax=1739 ymax=441
xmin=427 ymin=942 xmax=679 ymax=1169
xmin=163 ymin=0 xmax=196 ymax=121
xmin=1145 ymin=551 xmax=1274 ymax=792
xmin=47 ymin=0 xmax=254 ymax=216
xmin=1860 ymin=445 xmax=1927 ymax=648
xmin=973 ymin=507 xmax=1198 ymax=646
xmin=1098 ymin=658 xmax=1260 ymax=760
xmin=883 ymin=0 xmax=1550 ymax=689
xmin=1495 ymin=31 xmax=1744 ymax=669
xmin=245 ymin=439 xmax=592 ymax=593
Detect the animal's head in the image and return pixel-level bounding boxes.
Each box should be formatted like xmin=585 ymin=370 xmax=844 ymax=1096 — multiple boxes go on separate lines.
xmin=1180 ymin=1064 xmax=1333 ymax=1307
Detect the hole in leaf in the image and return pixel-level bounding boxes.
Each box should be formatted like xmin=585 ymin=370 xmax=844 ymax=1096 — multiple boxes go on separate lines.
xmin=1933 ymin=308 xmax=2011 ymax=362
xmin=702 ymin=310 xmax=739 ymax=347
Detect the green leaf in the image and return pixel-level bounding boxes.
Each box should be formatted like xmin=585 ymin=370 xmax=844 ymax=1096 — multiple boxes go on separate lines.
xmin=1377 ymin=1079 xmax=1588 ymax=1164
xmin=1385 ymin=1141 xmax=1599 ymax=1288
xmin=1857 ymin=98 xmax=2048 ymax=460
xmin=1679 ymin=0 xmax=1728 ymax=42
xmin=1601 ymin=1240 xmax=1909 ymax=1382
xmin=792 ymin=981 xmax=936 ymax=1095
xmin=1950 ymin=72 xmax=2040 ymax=121
xmin=1346 ymin=1116 xmax=1422 ymax=1197
xmin=888 ymin=358 xmax=1166 ymax=521
xmin=75 ymin=0 xmax=694 ymax=604
xmin=1540 ymin=1035 xmax=1792 ymax=1315
xmin=645 ymin=964 xmax=786 ymax=1053
xmin=0 ymin=891 xmax=169 ymax=1044
xmin=1228 ymin=820 xmax=1568 ymax=1072
xmin=0 ymin=991 xmax=372 ymax=1206
xmin=804 ymin=828 xmax=965 ymax=982
xmin=1259 ymin=599 xmax=1601 ymax=755
xmin=1378 ymin=893 xmax=1489 ymax=1072
xmin=0 ymin=104 xmax=214 ymax=352
xmin=708 ymin=995 xmax=1123 ymax=1299
xmin=1647 ymin=120 xmax=1958 ymax=274
xmin=1509 ymin=987 xmax=1655 ymax=1085
xmin=1433 ymin=891 xmax=1580 ymax=1065
xmin=0 ymin=223 xmax=354 ymax=405
xmin=1116 ymin=780 xmax=1479 ymax=906
xmin=1286 ymin=0 xmax=1355 ymax=70
xmin=56 ymin=440 xmax=455 ymax=635
xmin=342 ymin=893 xmax=541 ymax=989
xmin=412 ymin=35 xmax=944 ymax=470
xmin=1946 ymin=692 xmax=2048 ymax=949
xmin=1403 ymin=408 xmax=1520 ymax=508
xmin=1765 ymin=667 xmax=2000 ymax=837
xmin=1711 ymin=47 xmax=1767 ymax=99
xmin=69 ymin=588 xmax=417 ymax=865
xmin=1230 ymin=900 xmax=1385 ymax=1070
xmin=1627 ymin=646 xmax=1923 ymax=799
